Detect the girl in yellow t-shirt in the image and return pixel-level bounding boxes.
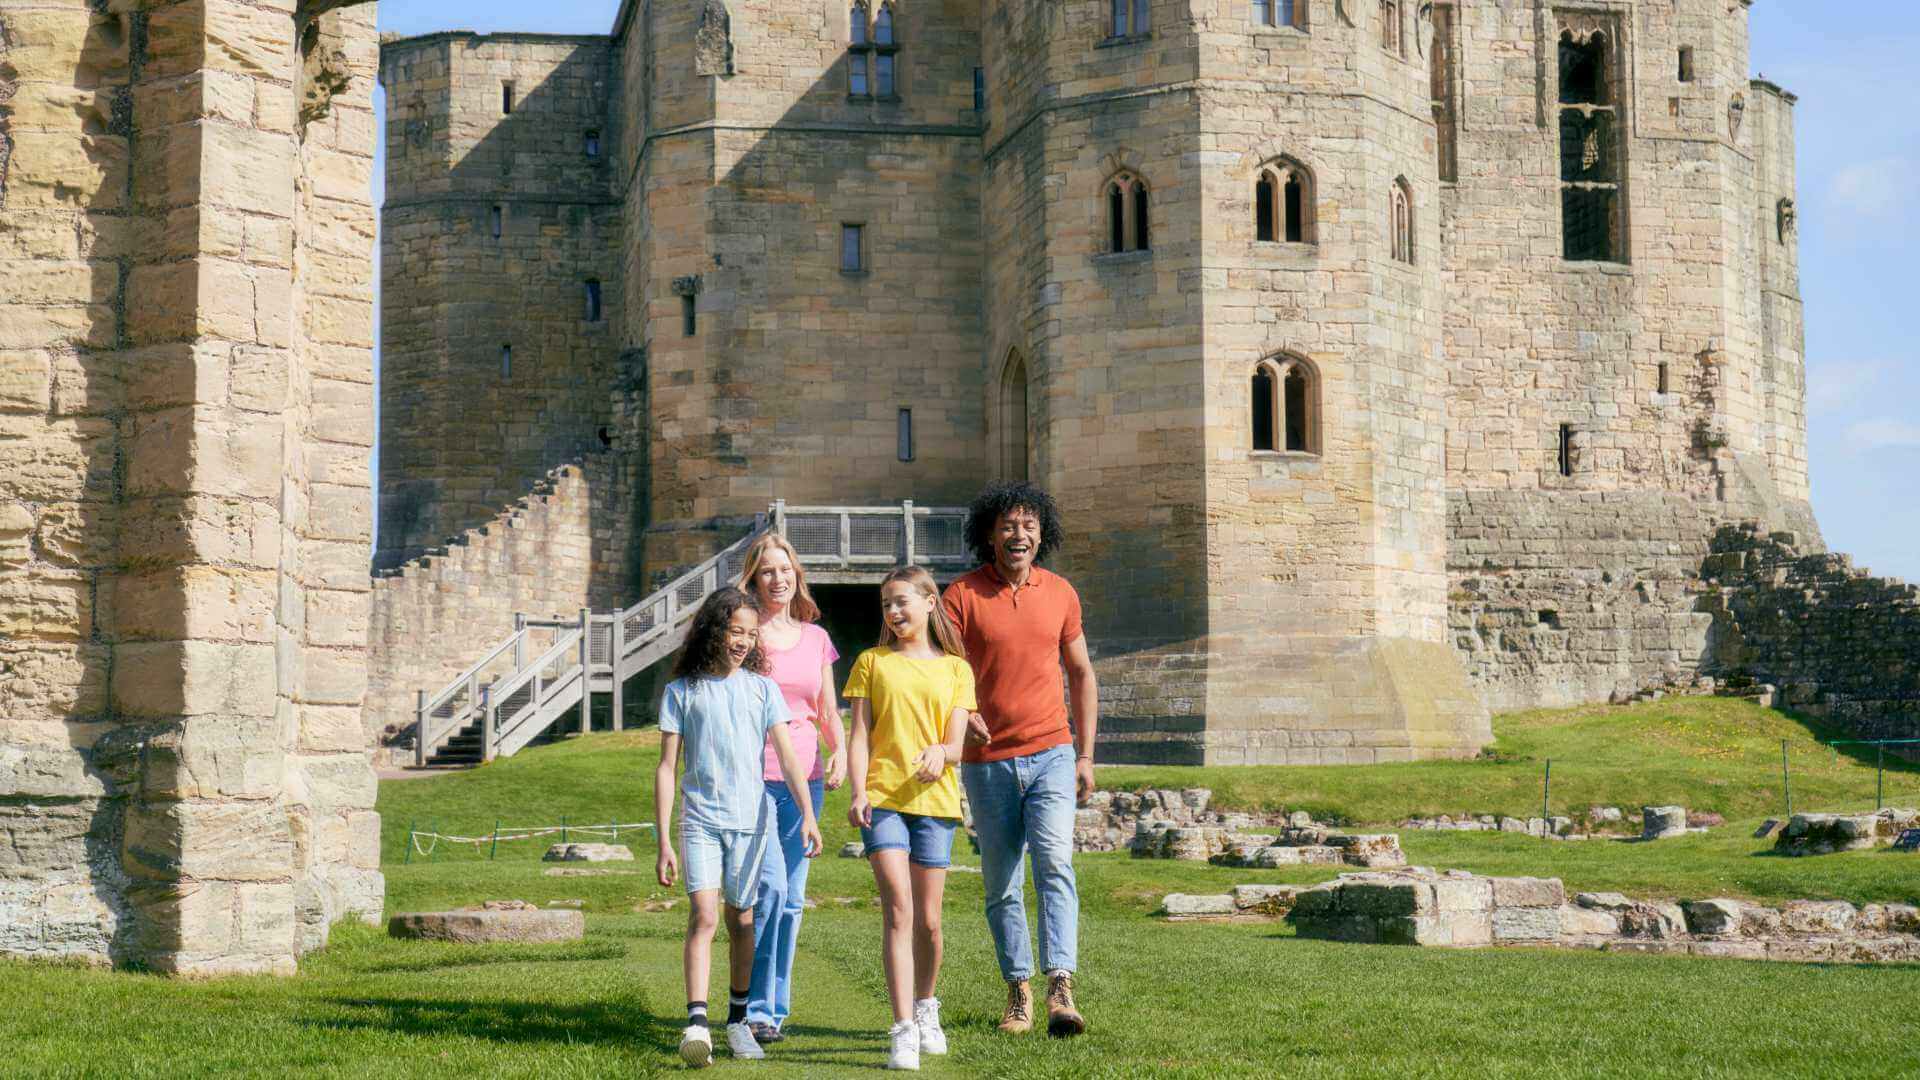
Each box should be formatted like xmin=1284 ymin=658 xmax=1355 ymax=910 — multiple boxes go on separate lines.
xmin=843 ymin=565 xmax=975 ymax=1072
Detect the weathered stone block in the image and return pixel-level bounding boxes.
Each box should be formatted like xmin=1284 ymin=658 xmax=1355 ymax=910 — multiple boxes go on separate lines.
xmin=1159 ymin=893 xmax=1235 ymax=918
xmin=543 ymin=843 xmax=634 ymax=863
xmin=1641 ymin=806 xmax=1687 ymax=840
xmin=388 ymin=908 xmax=585 ymax=944
xmin=1489 ymin=876 xmax=1565 ymax=909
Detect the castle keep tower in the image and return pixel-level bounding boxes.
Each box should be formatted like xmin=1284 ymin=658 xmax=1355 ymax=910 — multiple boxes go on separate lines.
xmin=372 ymin=0 xmax=1810 ymax=765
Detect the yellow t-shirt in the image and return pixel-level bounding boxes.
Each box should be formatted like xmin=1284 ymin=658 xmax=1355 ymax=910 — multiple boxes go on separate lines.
xmin=842 ymin=646 xmax=977 ymax=819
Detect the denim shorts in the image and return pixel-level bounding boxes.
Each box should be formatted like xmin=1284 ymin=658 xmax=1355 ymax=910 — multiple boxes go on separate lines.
xmin=861 ymin=808 xmax=958 ymax=868
xmin=681 ymin=821 xmax=769 ymax=909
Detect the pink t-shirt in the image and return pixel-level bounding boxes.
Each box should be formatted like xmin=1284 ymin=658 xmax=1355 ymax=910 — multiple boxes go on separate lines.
xmin=760 ymin=622 xmax=840 ymax=781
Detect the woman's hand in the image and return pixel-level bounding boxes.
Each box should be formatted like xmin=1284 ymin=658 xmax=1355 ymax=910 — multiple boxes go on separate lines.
xmin=800 ymin=818 xmax=824 ymax=858
xmin=825 ymin=751 xmax=848 ymax=792
xmin=847 ymin=792 xmax=872 ymax=829
xmin=911 ymin=743 xmax=948 ymax=783
xmin=656 ymin=844 xmax=679 ymax=888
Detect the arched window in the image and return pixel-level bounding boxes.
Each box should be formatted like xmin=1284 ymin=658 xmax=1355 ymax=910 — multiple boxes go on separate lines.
xmin=1558 ymin=27 xmax=1623 ymax=261
xmin=1105 ymin=171 xmax=1150 ymax=253
xmin=851 ymin=3 xmax=868 ymax=44
xmin=1254 ymin=158 xmax=1314 ymax=244
xmin=849 ymin=2 xmax=901 ymax=99
xmin=1379 ymin=0 xmax=1400 ymax=53
xmin=1251 ymin=354 xmax=1321 ymax=454
xmin=875 ymin=3 xmax=894 ymax=43
xmin=1390 ymin=177 xmax=1414 ymax=263
xmin=1000 ymin=351 xmax=1030 ymax=482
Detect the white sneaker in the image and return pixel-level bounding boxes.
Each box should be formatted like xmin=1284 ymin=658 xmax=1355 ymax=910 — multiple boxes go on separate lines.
xmin=887 ymin=1019 xmax=921 ymax=1071
xmin=913 ymin=998 xmax=947 ymax=1055
xmin=679 ymin=1024 xmax=714 ymax=1068
xmin=726 ymin=1021 xmax=766 ymax=1060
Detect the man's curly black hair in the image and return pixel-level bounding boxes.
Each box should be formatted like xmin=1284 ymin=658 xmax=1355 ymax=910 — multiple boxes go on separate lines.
xmin=670 ymin=586 xmax=770 ymax=680
xmin=963 ymin=481 xmax=1067 ymax=568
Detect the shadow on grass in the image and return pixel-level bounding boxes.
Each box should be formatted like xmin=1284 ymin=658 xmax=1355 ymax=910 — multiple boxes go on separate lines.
xmin=305 ymin=994 xmax=679 ymax=1052
xmin=341 ymin=942 xmax=628 ymax=975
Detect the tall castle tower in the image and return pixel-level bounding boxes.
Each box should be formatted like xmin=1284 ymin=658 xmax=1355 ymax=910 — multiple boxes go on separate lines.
xmin=373 ymin=0 xmax=1809 ymax=764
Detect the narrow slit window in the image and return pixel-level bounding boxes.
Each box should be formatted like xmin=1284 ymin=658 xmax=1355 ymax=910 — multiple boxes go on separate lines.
xmin=1379 ymin=0 xmax=1399 ymax=53
xmin=1134 ymin=0 xmax=1150 ymax=36
xmin=875 ymin=53 xmax=895 ymax=96
xmin=1657 ymin=362 xmax=1670 ymax=395
xmin=897 ymin=408 xmax=914 ymax=462
xmin=851 ymin=54 xmax=869 ymax=95
xmin=1558 ymin=424 xmax=1574 ymax=477
xmin=682 ymin=294 xmax=697 ymax=337
xmin=502 ymin=82 xmax=515 ymax=115
xmin=1255 ymin=176 xmax=1276 ymax=241
xmin=874 ymin=4 xmax=894 ymax=44
xmin=1284 ymin=367 xmax=1309 ymax=451
xmin=490 ymin=204 xmax=503 ymax=239
xmin=585 ymin=280 xmax=603 ymax=322
xmin=1109 ymin=183 xmax=1126 ymax=252
xmin=1253 ymin=0 xmax=1271 ymax=26
xmin=1284 ymin=174 xmax=1304 ymax=242
xmin=585 ymin=130 xmax=601 ymax=157
xmin=1133 ymin=184 xmax=1150 ymax=251
xmin=841 ymin=224 xmax=864 ymax=272
xmin=1677 ymin=47 xmax=1695 ymax=83
xmin=851 ymin=3 xmax=868 ymax=44
xmin=500 ymin=344 xmax=512 ymax=379
xmin=973 ymin=67 xmax=985 ymax=111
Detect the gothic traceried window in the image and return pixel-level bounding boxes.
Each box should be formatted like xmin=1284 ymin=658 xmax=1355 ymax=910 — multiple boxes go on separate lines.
xmin=849 ymin=2 xmax=900 ymax=99
xmin=1379 ymin=0 xmax=1400 ymax=53
xmin=1252 ymin=355 xmax=1321 ymax=454
xmin=1430 ymin=0 xmax=1457 ymax=181
xmin=1112 ymin=0 xmax=1149 ymax=38
xmin=1254 ymin=157 xmax=1314 ymax=244
xmin=1390 ymin=177 xmax=1415 ymax=263
xmin=1105 ymin=171 xmax=1150 ymax=253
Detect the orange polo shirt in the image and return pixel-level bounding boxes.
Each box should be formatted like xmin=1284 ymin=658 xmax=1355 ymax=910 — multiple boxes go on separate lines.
xmin=941 ymin=564 xmax=1083 ymax=764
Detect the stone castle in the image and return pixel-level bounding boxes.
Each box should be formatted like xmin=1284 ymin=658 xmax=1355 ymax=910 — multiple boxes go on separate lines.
xmin=369 ymin=0 xmax=1810 ymax=767
xmin=6 ymin=0 xmax=1918 ymax=976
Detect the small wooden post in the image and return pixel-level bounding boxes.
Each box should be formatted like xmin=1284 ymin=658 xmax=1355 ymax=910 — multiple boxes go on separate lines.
xmin=611 ymin=614 xmax=626 ymax=732
xmin=513 ymin=612 xmax=527 ymax=669
xmin=414 ymin=689 xmax=428 ymax=767
xmin=481 ymin=685 xmax=496 ymax=764
xmin=1782 ymin=739 xmax=1792 ymax=817
xmin=562 ymin=815 xmax=570 ymax=844
xmin=489 ymin=819 xmax=501 ymax=860
xmin=903 ymin=499 xmax=916 ymax=566
xmin=1542 ymin=758 xmax=1551 ymax=823
xmin=578 ymin=607 xmax=593 ymax=735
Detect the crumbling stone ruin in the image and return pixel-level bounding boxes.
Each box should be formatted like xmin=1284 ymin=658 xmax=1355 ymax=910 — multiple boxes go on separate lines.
xmin=1 ymin=1 xmax=383 ymax=973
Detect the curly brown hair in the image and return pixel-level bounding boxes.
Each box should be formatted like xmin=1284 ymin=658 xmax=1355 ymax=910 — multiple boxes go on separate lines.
xmin=670 ymin=586 xmax=770 ymax=679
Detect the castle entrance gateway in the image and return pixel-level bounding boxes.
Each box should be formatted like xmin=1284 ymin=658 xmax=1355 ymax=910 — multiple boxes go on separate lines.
xmin=410 ymin=502 xmax=968 ymax=768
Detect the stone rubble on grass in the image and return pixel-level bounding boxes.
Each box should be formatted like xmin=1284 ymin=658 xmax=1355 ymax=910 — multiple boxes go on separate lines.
xmin=1772 ymin=809 xmax=1918 ymax=856
xmin=1258 ymin=871 xmax=1920 ymax=964
xmin=389 ymin=902 xmax=586 ymax=943
xmin=1076 ymin=788 xmax=1288 ymax=853
xmin=1129 ymin=817 xmax=1407 ymax=870
xmin=544 ymin=867 xmax=644 ymax=877
xmin=542 ymin=843 xmax=634 ymax=863
xmin=1640 ymin=806 xmax=1689 ymax=840
xmin=1401 ymin=806 xmax=1628 ymax=840
xmin=839 ymin=841 xmax=867 ymax=858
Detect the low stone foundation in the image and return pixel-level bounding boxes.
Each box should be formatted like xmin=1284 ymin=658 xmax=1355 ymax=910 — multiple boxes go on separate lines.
xmin=1773 ymin=809 xmax=1917 ymax=856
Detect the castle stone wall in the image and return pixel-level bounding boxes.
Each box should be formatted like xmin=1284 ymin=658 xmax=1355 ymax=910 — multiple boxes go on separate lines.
xmin=365 ymin=455 xmax=636 ymax=755
xmin=0 ymin=0 xmax=382 ymax=973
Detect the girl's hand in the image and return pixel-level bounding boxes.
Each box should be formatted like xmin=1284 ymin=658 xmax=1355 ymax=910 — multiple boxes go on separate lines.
xmin=847 ymin=792 xmax=872 ymax=829
xmin=800 ymin=818 xmax=824 ymax=859
xmin=825 ymin=752 xmax=848 ymax=792
xmin=911 ymin=743 xmax=948 ymax=783
xmin=656 ymin=845 xmax=679 ymax=888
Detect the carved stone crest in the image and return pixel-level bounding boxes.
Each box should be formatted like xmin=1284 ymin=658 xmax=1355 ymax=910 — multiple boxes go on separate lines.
xmin=671 ymin=275 xmax=703 ymax=297
xmin=1777 ymin=198 xmax=1797 ymax=242
xmin=1728 ymin=92 xmax=1745 ymax=138
xmin=695 ymin=0 xmax=733 ymax=77
xmin=1335 ymin=0 xmax=1357 ymax=27
xmin=1416 ymin=3 xmax=1434 ymax=58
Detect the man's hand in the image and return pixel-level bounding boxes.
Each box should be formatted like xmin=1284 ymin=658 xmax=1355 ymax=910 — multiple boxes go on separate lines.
xmin=911 ymin=743 xmax=948 ymax=783
xmin=825 ymin=751 xmax=848 ymax=792
xmin=965 ymin=711 xmax=992 ymax=747
xmin=800 ymin=818 xmax=824 ymax=858
xmin=1074 ymin=755 xmax=1096 ymax=806
xmin=656 ymin=845 xmax=679 ymax=888
xmin=847 ymin=792 xmax=873 ymax=829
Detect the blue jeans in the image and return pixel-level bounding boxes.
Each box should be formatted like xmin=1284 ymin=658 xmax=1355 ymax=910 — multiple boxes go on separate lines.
xmin=747 ymin=778 xmax=823 ymax=1027
xmin=960 ymin=743 xmax=1079 ymax=982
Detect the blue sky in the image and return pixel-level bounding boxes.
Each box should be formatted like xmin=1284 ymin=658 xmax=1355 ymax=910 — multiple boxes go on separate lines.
xmin=373 ymin=1 xmax=1917 ymax=582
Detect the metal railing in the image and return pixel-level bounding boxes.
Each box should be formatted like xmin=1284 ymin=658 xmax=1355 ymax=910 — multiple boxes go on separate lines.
xmin=412 ymin=500 xmax=968 ymax=766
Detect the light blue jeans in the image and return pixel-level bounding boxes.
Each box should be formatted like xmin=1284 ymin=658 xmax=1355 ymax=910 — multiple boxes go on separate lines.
xmin=746 ymin=778 xmax=823 ymax=1028
xmin=961 ymin=743 xmax=1079 ymax=982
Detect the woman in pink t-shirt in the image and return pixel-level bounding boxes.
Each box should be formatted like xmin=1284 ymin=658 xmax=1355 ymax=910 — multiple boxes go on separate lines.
xmin=737 ymin=533 xmax=846 ymax=1042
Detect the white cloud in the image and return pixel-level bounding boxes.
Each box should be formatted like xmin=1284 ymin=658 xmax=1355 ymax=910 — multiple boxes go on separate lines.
xmin=1828 ymin=158 xmax=1908 ymax=221
xmin=1805 ymin=359 xmax=1887 ymax=415
xmin=1844 ymin=418 xmax=1920 ymax=449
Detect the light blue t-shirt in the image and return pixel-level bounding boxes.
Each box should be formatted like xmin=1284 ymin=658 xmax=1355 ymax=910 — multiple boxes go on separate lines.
xmin=660 ymin=669 xmax=791 ymax=832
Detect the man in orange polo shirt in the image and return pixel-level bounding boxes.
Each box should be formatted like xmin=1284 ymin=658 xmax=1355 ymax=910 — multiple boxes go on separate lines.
xmin=941 ymin=481 xmax=1099 ymax=1039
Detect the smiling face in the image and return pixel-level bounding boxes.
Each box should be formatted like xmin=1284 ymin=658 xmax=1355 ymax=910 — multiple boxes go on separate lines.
xmin=992 ymin=507 xmax=1042 ymax=580
xmin=752 ymin=545 xmax=798 ymax=611
xmin=721 ymin=604 xmax=760 ymax=672
xmin=879 ymin=579 xmax=933 ymax=645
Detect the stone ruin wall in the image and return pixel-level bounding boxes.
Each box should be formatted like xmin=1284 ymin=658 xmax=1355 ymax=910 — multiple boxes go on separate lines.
xmin=0 ymin=0 xmax=382 ymax=973
xmin=364 ymin=454 xmax=637 ymax=758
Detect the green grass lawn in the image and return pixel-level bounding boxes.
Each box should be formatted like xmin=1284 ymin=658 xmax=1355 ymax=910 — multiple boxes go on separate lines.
xmin=8 ymin=701 xmax=1920 ymax=1078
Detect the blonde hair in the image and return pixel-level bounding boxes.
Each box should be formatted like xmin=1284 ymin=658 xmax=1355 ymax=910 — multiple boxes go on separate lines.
xmin=877 ymin=565 xmax=966 ymax=660
xmin=737 ymin=532 xmax=821 ymax=623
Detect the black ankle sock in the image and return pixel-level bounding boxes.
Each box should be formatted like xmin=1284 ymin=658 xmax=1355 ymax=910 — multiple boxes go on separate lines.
xmin=727 ymin=987 xmax=749 ymax=1025
xmin=687 ymin=1001 xmax=708 ymax=1028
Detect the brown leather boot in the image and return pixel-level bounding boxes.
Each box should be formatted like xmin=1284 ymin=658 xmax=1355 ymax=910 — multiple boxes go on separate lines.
xmin=997 ymin=979 xmax=1033 ymax=1034
xmin=1045 ymin=972 xmax=1086 ymax=1038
